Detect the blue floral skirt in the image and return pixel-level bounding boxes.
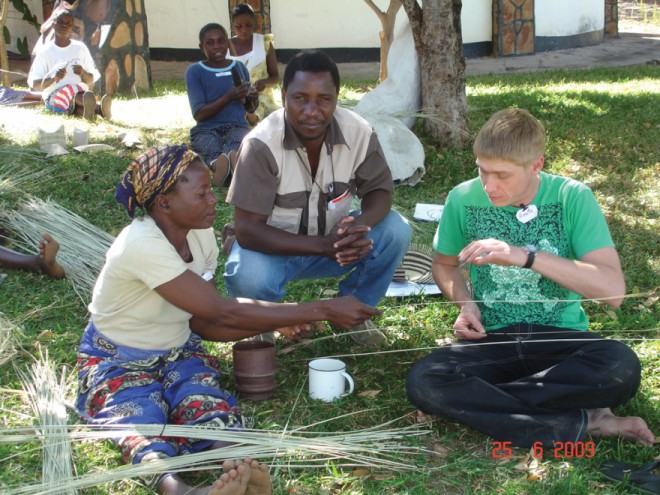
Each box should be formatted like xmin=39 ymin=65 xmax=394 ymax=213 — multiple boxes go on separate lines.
xmin=76 ymin=321 xmax=243 ymax=467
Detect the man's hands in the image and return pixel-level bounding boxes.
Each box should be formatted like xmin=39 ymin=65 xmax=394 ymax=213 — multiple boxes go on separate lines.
xmin=458 ymin=238 xmax=527 ymax=268
xmin=454 ymin=303 xmax=486 ymax=340
xmin=452 ymin=238 xmax=525 ymax=339
xmin=325 ymin=216 xmax=373 ymax=267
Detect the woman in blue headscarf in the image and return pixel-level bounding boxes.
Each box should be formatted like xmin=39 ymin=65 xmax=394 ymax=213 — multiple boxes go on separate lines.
xmin=77 ymin=144 xmax=379 ymax=495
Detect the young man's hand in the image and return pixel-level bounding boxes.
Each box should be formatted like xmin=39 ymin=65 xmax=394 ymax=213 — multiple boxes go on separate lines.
xmin=454 ymin=303 xmax=486 ymax=340
xmin=459 ymin=238 xmax=527 ymax=268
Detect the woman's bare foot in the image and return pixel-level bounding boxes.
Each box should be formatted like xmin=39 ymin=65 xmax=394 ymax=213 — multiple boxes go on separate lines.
xmin=587 ymin=408 xmax=655 ymax=446
xmin=37 ymin=233 xmax=65 ymax=279
xmin=223 ymin=458 xmax=271 ymax=495
xmin=208 ymin=464 xmax=251 ymax=495
xmin=244 ymin=458 xmax=271 ymax=495
xmin=159 ymin=464 xmax=251 ymax=495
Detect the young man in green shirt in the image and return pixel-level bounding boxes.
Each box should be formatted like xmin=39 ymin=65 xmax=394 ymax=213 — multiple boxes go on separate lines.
xmin=407 ymin=108 xmax=654 ymax=448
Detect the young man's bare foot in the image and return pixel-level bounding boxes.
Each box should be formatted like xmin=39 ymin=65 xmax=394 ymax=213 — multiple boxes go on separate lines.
xmin=37 ymin=233 xmax=65 ymax=279
xmin=412 ymin=410 xmax=436 ymax=424
xmin=587 ymin=408 xmax=655 ymax=446
xmin=223 ymin=458 xmax=271 ymax=495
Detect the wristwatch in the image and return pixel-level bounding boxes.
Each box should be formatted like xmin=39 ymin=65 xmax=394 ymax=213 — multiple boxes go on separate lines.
xmin=522 ymin=244 xmax=538 ymax=269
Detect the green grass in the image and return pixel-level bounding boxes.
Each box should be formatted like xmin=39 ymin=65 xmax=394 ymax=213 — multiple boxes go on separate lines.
xmin=0 ymin=65 xmax=658 ymax=494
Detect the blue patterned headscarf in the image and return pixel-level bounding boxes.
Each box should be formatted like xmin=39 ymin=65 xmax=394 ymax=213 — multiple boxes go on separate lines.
xmin=115 ymin=144 xmax=199 ymax=218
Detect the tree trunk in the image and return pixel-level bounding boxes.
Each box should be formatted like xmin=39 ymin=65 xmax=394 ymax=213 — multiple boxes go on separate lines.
xmin=363 ymin=0 xmax=402 ymax=81
xmin=401 ymin=0 xmax=470 ymax=149
xmin=0 ymin=0 xmax=10 ymax=87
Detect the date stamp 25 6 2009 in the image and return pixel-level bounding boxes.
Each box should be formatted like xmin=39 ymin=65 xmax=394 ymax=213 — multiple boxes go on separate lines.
xmin=491 ymin=440 xmax=596 ymax=459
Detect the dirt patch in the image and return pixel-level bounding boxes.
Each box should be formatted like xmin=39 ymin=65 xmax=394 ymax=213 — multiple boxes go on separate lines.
xmin=619 ymin=0 xmax=660 ymax=34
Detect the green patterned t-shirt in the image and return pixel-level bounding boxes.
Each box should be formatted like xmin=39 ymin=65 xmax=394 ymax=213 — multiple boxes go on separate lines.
xmin=433 ymin=172 xmax=614 ymax=331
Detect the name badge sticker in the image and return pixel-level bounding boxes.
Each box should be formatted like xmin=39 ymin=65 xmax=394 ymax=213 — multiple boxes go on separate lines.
xmin=516 ymin=205 xmax=538 ymax=224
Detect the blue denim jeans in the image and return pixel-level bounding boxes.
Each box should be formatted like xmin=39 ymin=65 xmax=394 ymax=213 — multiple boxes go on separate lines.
xmin=406 ymin=324 xmax=641 ymax=447
xmin=224 ymin=210 xmax=412 ymax=306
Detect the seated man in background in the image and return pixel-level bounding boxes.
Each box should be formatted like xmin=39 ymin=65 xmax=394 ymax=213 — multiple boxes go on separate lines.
xmin=407 ymin=108 xmax=655 ymax=448
xmin=224 ymin=50 xmax=412 ymax=348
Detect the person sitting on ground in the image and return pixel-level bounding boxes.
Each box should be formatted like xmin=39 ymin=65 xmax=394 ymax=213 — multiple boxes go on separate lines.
xmin=223 ymin=50 xmax=412 ymax=348
xmin=27 ymin=9 xmax=111 ymax=122
xmin=0 ymin=86 xmax=43 ymax=106
xmin=0 ymin=232 xmax=65 ymax=279
xmin=76 ymin=144 xmax=379 ymax=495
xmin=186 ymin=22 xmax=259 ymax=188
xmin=406 ymin=108 xmax=655 ymax=448
xmin=228 ymin=3 xmax=280 ymax=125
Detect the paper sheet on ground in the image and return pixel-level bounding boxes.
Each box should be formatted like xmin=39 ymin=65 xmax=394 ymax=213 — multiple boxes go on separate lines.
xmin=414 ymin=203 xmax=444 ymax=222
xmin=386 ymin=280 xmax=441 ymax=297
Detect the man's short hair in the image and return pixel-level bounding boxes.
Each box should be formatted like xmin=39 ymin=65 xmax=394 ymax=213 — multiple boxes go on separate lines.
xmin=473 ymin=108 xmax=546 ymax=166
xmin=282 ymin=50 xmax=340 ymax=94
xmin=198 ymin=23 xmax=228 ymax=43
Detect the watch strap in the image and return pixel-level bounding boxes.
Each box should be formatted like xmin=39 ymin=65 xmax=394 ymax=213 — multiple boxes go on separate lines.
xmin=523 ymin=249 xmax=536 ymax=269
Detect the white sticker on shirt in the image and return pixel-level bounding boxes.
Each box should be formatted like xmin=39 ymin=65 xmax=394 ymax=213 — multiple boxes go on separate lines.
xmin=516 ymin=204 xmax=538 ymax=223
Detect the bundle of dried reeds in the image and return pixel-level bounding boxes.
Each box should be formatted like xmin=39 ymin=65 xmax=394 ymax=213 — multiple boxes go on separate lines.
xmin=17 ymin=351 xmax=76 ymax=495
xmin=1 ymin=420 xmax=433 ymax=495
xmin=0 ymin=146 xmax=54 ymax=196
xmin=1 ymin=197 xmax=114 ymax=302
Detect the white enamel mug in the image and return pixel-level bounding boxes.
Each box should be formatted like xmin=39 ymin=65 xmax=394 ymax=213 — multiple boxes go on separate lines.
xmin=308 ymin=358 xmax=355 ymax=402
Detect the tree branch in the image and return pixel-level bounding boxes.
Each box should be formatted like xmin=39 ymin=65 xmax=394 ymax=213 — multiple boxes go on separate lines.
xmin=363 ymin=0 xmax=386 ymax=24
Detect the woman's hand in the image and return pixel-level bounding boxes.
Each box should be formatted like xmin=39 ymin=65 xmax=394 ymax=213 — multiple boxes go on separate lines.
xmin=276 ymin=322 xmax=324 ymax=340
xmin=323 ymin=296 xmax=381 ymax=330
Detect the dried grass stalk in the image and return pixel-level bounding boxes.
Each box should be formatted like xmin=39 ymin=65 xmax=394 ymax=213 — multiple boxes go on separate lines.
xmin=0 ymin=313 xmax=23 ymax=368
xmin=17 ymin=350 xmax=76 ymax=495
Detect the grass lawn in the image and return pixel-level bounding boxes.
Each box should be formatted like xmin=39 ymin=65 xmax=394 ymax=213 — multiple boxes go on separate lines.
xmin=0 ymin=65 xmax=658 ymax=494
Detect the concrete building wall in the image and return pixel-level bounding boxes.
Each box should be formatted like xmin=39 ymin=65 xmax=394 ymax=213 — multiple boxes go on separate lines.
xmin=4 ymin=0 xmax=608 ymax=59
xmin=536 ymin=0 xmax=604 ymax=36
xmin=144 ymin=0 xmax=229 ymax=50
xmin=462 ymin=0 xmax=492 ymax=43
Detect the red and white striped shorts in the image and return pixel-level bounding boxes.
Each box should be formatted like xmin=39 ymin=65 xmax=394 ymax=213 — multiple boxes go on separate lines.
xmin=45 ymin=84 xmax=85 ymax=114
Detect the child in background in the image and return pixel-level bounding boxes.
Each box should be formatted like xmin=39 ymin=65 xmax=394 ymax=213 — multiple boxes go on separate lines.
xmin=228 ymin=3 xmax=280 ymax=125
xmin=185 ymin=23 xmax=258 ymax=187
xmin=28 ymin=9 xmax=111 ymax=122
